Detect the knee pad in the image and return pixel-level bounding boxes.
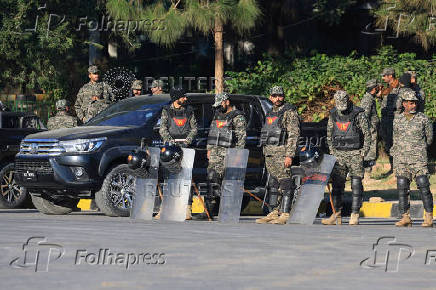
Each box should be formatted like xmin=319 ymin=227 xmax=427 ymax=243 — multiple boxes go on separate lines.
xmin=268 ymin=176 xmax=279 ymax=191
xmin=207 ymin=168 xmax=219 ymax=183
xmin=331 ymin=175 xmax=346 ymax=191
xmin=279 ymin=178 xmax=293 ymax=192
xmin=397 ymin=176 xmax=410 ymax=190
xmin=351 ymin=177 xmax=363 ymax=190
xmin=416 ymin=175 xmax=430 ymax=189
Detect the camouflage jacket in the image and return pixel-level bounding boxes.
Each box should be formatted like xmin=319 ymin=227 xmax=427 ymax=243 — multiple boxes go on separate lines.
xmin=47 ymin=111 xmax=78 ymax=130
xmin=327 ymin=108 xmax=371 ymax=157
xmin=360 ymin=92 xmax=379 ymax=127
xmin=207 ymin=107 xmax=247 ymax=150
xmin=159 ymin=104 xmax=198 ymax=145
xmin=263 ymin=104 xmax=300 ymax=158
xmin=381 ymin=81 xmax=400 ymax=121
xmin=391 ymin=112 xmax=433 ymax=163
xmin=75 ymin=81 xmax=113 ymax=123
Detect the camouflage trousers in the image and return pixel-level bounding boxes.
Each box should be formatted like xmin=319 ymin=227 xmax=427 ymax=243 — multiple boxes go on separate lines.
xmin=264 ymin=150 xmax=291 ymax=182
xmin=366 ymin=122 xmax=379 ymax=161
xmin=331 ymin=149 xmax=364 ymax=186
xmin=207 ymin=146 xmax=227 ymax=179
xmin=394 ymin=159 xmax=429 ymax=181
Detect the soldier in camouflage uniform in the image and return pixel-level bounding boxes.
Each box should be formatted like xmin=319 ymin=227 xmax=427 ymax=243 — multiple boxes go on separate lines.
xmin=256 ymin=86 xmax=300 ymax=225
xmin=206 ymin=93 xmax=247 ymax=217
xmin=379 ymin=67 xmax=400 ymax=174
xmin=391 ymin=88 xmax=433 ymax=227
xmin=47 ymin=99 xmax=78 ymax=130
xmin=157 ymin=87 xmax=197 ymax=220
xmin=75 ymin=65 xmax=113 ymax=124
xmin=131 ymin=80 xmax=143 ymax=97
xmin=360 ymin=79 xmax=380 ymax=169
xmin=159 ymin=87 xmax=197 ymax=146
xmin=322 ymin=90 xmax=370 ymax=226
xmin=395 ymin=72 xmax=426 ymax=113
xmin=150 ymin=80 xmax=164 ymax=95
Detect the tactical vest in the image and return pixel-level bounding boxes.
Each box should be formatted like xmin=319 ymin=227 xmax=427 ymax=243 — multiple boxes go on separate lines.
xmin=260 ymin=103 xmax=296 ymax=146
xmin=331 ymin=106 xmax=364 ymax=150
xmin=167 ymin=106 xmax=193 ymax=139
xmin=207 ymin=109 xmax=244 ymax=148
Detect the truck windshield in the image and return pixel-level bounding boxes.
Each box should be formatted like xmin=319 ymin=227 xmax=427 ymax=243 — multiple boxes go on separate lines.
xmin=85 ymin=96 xmax=169 ymax=127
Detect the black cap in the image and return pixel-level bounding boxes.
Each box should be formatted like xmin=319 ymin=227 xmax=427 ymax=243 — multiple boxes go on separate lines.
xmin=399 ymin=73 xmax=412 ymax=88
xmin=170 ymin=87 xmax=186 ymax=102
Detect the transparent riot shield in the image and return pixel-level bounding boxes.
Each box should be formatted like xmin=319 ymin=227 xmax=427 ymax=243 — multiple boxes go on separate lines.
xmin=160 ymin=148 xmax=196 ymax=222
xmin=288 ymin=154 xmax=337 ymax=225
xmin=218 ymin=148 xmax=249 ymax=223
xmin=130 ymin=147 xmax=160 ymax=220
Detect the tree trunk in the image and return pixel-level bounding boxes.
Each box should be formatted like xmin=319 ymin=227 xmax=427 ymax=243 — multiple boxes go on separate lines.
xmin=214 ymin=16 xmax=224 ymax=94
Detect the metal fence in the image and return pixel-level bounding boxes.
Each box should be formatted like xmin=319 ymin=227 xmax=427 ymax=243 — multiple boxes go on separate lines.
xmin=2 ymin=100 xmax=54 ymax=125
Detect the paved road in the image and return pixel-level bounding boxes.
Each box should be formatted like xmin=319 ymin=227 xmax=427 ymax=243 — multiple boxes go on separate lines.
xmin=1 ymin=210 xmax=436 ymax=289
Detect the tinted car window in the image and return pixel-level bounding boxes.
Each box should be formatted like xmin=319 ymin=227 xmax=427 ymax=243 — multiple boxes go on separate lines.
xmin=191 ymin=103 xmax=204 ymax=128
xmin=202 ymin=103 xmax=214 ymax=128
xmin=86 ymin=96 xmax=169 ymax=127
xmin=259 ymin=98 xmax=272 ymax=113
xmin=249 ymin=104 xmax=263 ymax=131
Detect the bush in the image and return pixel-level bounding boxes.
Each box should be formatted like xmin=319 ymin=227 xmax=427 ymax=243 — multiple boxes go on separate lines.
xmin=226 ymin=46 xmax=436 ymax=121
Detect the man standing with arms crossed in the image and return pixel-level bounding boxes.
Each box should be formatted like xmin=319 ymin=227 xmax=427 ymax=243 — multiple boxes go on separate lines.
xmin=75 ymin=65 xmax=112 ymax=124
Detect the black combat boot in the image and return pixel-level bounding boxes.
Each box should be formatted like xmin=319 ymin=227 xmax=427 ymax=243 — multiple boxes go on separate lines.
xmin=416 ymin=175 xmax=434 ymax=227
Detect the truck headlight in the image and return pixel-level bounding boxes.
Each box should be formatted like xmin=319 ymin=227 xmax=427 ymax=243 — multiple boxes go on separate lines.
xmin=60 ymin=138 xmax=106 ymax=153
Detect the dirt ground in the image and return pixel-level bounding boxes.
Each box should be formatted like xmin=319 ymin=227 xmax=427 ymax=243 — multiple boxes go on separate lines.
xmin=345 ymin=159 xmax=436 ymax=200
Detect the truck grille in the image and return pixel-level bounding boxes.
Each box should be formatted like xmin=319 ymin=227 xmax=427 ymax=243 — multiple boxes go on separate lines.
xmin=15 ymin=161 xmax=53 ymax=174
xmin=19 ymin=139 xmax=65 ymax=156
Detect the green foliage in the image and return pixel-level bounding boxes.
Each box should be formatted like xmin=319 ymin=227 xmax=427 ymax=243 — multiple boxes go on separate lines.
xmin=312 ymin=0 xmax=357 ymax=25
xmin=374 ymin=0 xmax=436 ymax=50
xmin=106 ymin=0 xmax=261 ymax=47
xmin=226 ymin=46 xmax=436 ymax=120
xmin=0 ymin=0 xmax=92 ymax=97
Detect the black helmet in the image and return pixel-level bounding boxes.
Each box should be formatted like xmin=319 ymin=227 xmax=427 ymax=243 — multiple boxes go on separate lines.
xmin=160 ymin=144 xmax=183 ymax=174
xmin=128 ymin=148 xmax=150 ymax=170
xmin=169 ymin=87 xmax=186 ymax=102
xmin=299 ymin=146 xmax=322 ymax=167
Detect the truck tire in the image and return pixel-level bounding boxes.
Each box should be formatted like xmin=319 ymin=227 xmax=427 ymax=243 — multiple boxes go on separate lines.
xmin=0 ymin=163 xmax=29 ymax=209
xmin=31 ymin=194 xmax=77 ymax=215
xmin=95 ymin=164 xmax=135 ymax=217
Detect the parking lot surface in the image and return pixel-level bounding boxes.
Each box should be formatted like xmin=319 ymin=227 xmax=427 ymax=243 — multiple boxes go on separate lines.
xmin=1 ymin=209 xmax=436 ymax=289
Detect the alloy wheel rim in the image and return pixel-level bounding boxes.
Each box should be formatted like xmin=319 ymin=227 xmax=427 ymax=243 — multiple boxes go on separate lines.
xmin=109 ymin=172 xmax=135 ymax=209
xmin=1 ymin=169 xmax=22 ymax=203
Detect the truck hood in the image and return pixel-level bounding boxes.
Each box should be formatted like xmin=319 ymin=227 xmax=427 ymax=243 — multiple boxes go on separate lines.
xmin=24 ymin=126 xmax=135 ymax=141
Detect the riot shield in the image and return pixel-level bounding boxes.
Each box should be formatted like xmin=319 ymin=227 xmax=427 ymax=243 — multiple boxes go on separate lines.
xmin=130 ymin=147 xmax=160 ymax=220
xmin=218 ymin=148 xmax=249 ymax=223
xmin=288 ymin=154 xmax=337 ymax=225
xmin=160 ymin=148 xmax=196 ymax=222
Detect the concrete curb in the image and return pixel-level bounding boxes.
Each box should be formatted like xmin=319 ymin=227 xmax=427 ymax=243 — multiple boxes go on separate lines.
xmin=360 ymin=201 xmax=435 ymax=218
xmin=78 ymin=198 xmax=436 ymax=218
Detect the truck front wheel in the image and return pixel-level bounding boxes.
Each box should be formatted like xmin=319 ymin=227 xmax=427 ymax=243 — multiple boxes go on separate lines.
xmin=0 ymin=163 xmax=29 ymax=209
xmin=95 ymin=164 xmax=135 ymax=217
xmin=31 ymin=194 xmax=78 ymax=215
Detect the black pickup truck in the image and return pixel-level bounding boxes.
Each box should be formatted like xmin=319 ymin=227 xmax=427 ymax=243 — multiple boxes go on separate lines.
xmin=14 ymin=94 xmax=327 ymax=216
xmin=0 ymin=112 xmax=45 ymax=208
